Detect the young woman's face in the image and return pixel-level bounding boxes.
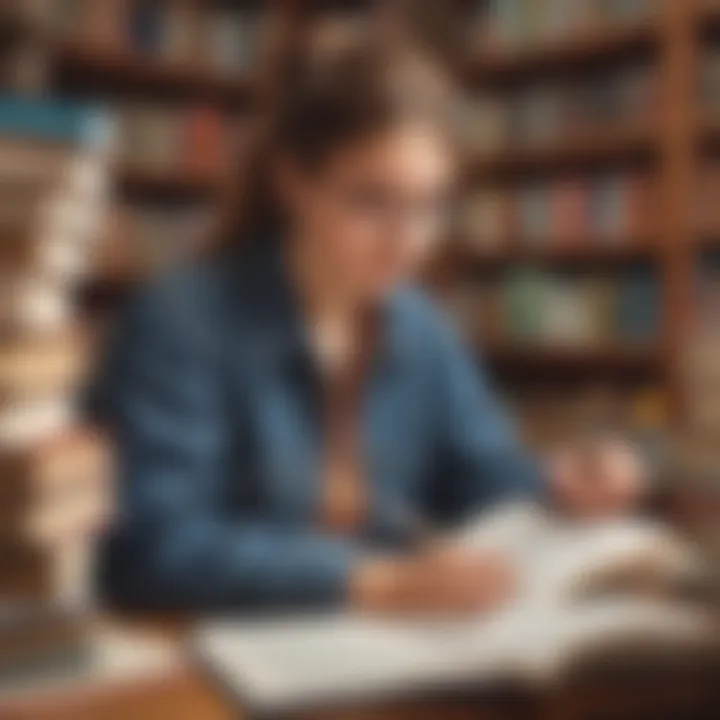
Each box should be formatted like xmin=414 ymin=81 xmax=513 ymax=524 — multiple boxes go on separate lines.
xmin=284 ymin=123 xmax=456 ymax=300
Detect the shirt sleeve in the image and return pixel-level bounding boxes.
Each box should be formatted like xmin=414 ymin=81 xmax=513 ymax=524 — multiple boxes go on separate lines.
xmin=98 ymin=281 xmax=358 ymax=610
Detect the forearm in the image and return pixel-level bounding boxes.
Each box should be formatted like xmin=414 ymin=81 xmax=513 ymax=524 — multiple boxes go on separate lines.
xmin=100 ymin=520 xmax=360 ymax=610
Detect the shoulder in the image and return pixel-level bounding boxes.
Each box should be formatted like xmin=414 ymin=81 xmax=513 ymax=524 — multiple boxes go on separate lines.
xmin=392 ymin=285 xmax=489 ymax=386
xmin=392 ymin=285 xmax=465 ymax=352
xmin=121 ymin=255 xmax=235 ymax=355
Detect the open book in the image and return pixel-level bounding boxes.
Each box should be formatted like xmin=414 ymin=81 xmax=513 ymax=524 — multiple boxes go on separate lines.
xmin=194 ymin=504 xmax=718 ymax=714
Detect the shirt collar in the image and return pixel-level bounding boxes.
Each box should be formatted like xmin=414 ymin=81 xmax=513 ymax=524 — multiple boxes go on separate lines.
xmin=229 ymin=239 xmax=412 ymax=373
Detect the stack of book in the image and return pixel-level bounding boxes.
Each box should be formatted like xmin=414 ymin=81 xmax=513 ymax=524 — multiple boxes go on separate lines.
xmin=0 ymin=95 xmax=115 ymax=674
xmin=459 ymin=172 xmax=656 ymax=251
xmin=118 ymin=104 xmax=230 ymax=177
xmin=472 ymin=0 xmax=653 ymax=53
xmin=40 ymin=0 xmax=266 ymax=75
xmin=446 ymin=267 xmax=661 ymax=348
xmin=462 ymin=63 xmax=657 ymax=155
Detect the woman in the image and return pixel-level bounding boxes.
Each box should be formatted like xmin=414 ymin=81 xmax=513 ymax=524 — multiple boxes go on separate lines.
xmin=98 ymin=37 xmax=644 ymax=612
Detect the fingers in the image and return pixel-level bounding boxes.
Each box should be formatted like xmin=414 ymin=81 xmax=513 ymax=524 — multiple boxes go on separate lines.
xmin=351 ymin=549 xmax=518 ymax=618
xmin=549 ymin=440 xmax=648 ymax=518
xmin=406 ymin=549 xmax=517 ymax=616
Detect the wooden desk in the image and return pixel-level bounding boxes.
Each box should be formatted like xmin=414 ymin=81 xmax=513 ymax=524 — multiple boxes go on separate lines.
xmin=0 ymin=666 xmax=234 ymax=720
xmin=1 ymin=642 xmax=719 ymax=720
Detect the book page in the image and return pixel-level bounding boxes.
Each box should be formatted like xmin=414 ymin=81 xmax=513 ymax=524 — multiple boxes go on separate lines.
xmin=454 ymin=503 xmax=703 ymax=608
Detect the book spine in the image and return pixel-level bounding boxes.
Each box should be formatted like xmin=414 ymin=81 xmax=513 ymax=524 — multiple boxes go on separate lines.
xmin=184 ymin=107 xmax=226 ymax=175
xmin=553 ymin=179 xmax=589 ymax=246
xmin=0 ymin=96 xmax=115 ymax=148
xmin=127 ymin=0 xmax=165 ymax=54
xmin=615 ymin=270 xmax=661 ymax=342
xmin=161 ymin=0 xmax=199 ymax=64
xmin=0 ymin=335 xmax=90 ymax=405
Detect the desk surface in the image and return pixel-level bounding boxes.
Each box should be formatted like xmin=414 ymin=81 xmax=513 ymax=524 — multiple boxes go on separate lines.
xmin=0 ymin=666 xmax=235 ymax=720
xmin=0 ymin=618 xmax=719 ymax=720
xmin=4 ymin=662 xmax=720 ymax=720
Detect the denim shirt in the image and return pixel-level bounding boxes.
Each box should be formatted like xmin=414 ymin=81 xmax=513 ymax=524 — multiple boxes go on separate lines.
xmin=97 ymin=242 xmax=543 ymax=610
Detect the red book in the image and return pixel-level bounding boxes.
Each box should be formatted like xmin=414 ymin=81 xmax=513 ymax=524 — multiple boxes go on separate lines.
xmin=184 ymin=107 xmax=226 ymax=176
xmin=626 ymin=175 xmax=657 ymax=237
xmin=553 ymin=180 xmax=589 ymax=247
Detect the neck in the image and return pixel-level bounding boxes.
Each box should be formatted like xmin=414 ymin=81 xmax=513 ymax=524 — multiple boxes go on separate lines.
xmin=285 ymin=233 xmax=373 ymax=374
xmin=285 ymin=233 xmax=361 ymax=328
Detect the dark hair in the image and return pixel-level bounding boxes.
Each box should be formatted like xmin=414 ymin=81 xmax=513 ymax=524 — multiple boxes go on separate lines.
xmin=221 ymin=28 xmax=457 ymax=244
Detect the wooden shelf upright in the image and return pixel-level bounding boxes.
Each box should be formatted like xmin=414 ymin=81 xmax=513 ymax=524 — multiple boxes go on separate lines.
xmin=658 ymin=0 xmax=700 ymax=420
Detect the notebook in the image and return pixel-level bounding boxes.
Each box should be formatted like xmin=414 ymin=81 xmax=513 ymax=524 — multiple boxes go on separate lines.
xmin=194 ymin=504 xmax=718 ymax=713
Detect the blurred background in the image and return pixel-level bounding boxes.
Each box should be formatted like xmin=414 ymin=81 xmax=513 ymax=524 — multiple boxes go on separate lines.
xmin=0 ymin=0 xmax=719 ymax=708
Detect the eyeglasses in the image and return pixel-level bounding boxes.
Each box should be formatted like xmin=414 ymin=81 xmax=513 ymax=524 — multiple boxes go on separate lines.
xmin=328 ymin=182 xmax=456 ymax=230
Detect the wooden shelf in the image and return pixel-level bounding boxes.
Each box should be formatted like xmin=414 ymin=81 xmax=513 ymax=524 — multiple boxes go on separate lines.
xmin=53 ymin=40 xmax=257 ymax=106
xmin=456 ymin=240 xmax=658 ymax=268
xmin=465 ymin=20 xmax=660 ymax=84
xmin=696 ymin=231 xmax=720 ymax=251
xmin=0 ymin=10 xmax=42 ymax=45
xmin=482 ymin=344 xmax=664 ymax=375
xmin=698 ymin=114 xmax=720 ymax=145
xmin=117 ymin=164 xmax=227 ymax=198
xmin=469 ymin=125 xmax=658 ymax=179
xmin=698 ymin=3 xmax=720 ymax=30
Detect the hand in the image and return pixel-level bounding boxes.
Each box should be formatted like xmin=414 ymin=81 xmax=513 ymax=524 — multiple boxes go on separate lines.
xmin=351 ymin=547 xmax=516 ymax=616
xmin=548 ymin=437 xmax=648 ymax=519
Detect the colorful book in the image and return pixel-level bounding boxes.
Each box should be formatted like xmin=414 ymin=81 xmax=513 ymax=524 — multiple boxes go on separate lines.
xmin=615 ymin=269 xmax=661 ymax=342
xmin=553 ymin=180 xmax=590 ymax=245
xmin=0 ymin=96 xmax=114 ymax=150
xmin=128 ymin=0 xmax=166 ymax=54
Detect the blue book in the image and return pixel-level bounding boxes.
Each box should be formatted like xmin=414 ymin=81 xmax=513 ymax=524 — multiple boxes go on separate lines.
xmin=0 ymin=95 xmax=115 ymax=150
xmin=616 ymin=269 xmax=661 ymax=341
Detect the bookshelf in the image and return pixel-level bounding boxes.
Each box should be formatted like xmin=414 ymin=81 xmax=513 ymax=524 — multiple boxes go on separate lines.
xmin=444 ymin=0 xmax=717 ymax=437
xmin=467 ymin=123 xmax=659 ymax=179
xmin=118 ymin=163 xmax=227 ymax=198
xmin=483 ymin=344 xmax=664 ymax=376
xmin=464 ymin=20 xmax=660 ymax=82
xmin=457 ymin=239 xmax=658 ymax=268
xmin=0 ymin=0 xmax=716 ymax=437
xmin=52 ymin=38 xmax=258 ymax=107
